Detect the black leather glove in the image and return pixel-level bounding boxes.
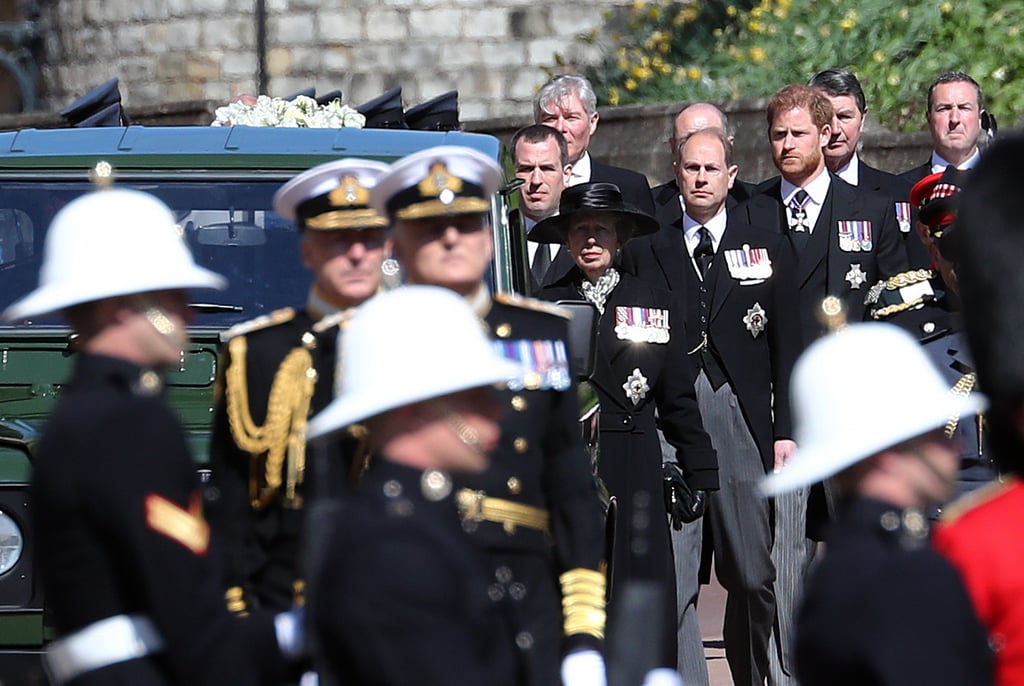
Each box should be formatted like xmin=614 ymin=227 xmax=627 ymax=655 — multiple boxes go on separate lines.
xmin=663 ymin=462 xmax=707 ymax=530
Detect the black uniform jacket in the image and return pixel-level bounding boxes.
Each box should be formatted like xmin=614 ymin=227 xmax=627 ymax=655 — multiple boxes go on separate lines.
xmin=208 ymin=309 xmax=341 ymax=611
xmin=795 ymin=496 xmax=994 ymax=686
xmin=737 ymin=173 xmax=909 ymax=338
xmin=590 ymin=158 xmax=656 ymax=216
xmin=32 ymin=353 xmax=288 ymax=686
xmin=623 ymin=212 xmax=803 ymax=473
xmin=542 ymin=271 xmax=717 ymax=667
xmin=456 ymin=295 xmax=606 ymax=680
xmin=313 ymin=459 xmax=521 ymax=686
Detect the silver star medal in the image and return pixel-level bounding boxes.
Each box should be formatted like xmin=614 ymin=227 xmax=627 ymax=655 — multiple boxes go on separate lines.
xmin=845 ymin=263 xmax=868 ymax=290
xmin=743 ymin=302 xmax=767 ymax=338
xmin=622 ymin=367 xmax=649 ymax=406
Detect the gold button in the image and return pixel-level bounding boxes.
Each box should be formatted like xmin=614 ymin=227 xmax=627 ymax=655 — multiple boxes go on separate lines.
xmin=496 ymin=323 xmax=512 ymax=338
xmin=513 ymin=437 xmax=528 ymax=453
xmin=511 ymin=395 xmax=527 ymax=411
xmin=507 ymin=477 xmax=521 ymax=494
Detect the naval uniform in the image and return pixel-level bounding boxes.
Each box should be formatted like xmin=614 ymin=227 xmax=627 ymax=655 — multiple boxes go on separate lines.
xmin=866 ymin=271 xmax=996 ymax=501
xmin=313 ymin=458 xmax=522 ymax=686
xmin=795 ymin=495 xmax=993 ymax=686
xmin=32 ymin=353 xmax=290 ymax=685
xmin=541 ymin=270 xmax=719 ymax=669
xmin=208 ymin=303 xmax=351 ymax=613
xmin=456 ymin=292 xmax=607 ymax=686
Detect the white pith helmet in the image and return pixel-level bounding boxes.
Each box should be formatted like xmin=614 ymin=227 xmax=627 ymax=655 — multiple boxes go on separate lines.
xmin=761 ymin=322 xmax=988 ymax=496
xmin=307 ymin=285 xmax=520 ymax=438
xmin=4 ymin=188 xmax=225 ymax=321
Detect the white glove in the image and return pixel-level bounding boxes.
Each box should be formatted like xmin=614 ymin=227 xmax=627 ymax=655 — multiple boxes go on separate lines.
xmin=273 ymin=607 xmax=306 ymax=659
xmin=561 ymin=649 xmax=607 ymax=686
xmin=642 ymin=668 xmax=684 ymax=686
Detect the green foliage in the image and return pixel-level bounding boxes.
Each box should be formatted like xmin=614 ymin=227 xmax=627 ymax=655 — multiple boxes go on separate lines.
xmin=570 ymin=0 xmax=1023 ymax=132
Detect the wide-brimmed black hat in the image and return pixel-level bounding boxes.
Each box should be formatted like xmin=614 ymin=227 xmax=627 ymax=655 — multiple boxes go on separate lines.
xmin=530 ymin=182 xmax=660 ymax=244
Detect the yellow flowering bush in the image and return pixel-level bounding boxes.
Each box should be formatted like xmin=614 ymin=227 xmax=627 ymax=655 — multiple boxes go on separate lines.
xmin=567 ymin=0 xmax=1024 ymax=131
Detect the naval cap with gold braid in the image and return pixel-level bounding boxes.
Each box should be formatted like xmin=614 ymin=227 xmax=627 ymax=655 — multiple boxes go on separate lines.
xmin=369 ymin=145 xmax=503 ymax=221
xmin=273 ymin=158 xmax=390 ymax=231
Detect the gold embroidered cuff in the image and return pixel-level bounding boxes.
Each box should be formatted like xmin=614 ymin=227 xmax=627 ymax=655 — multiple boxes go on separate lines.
xmin=226 ymin=586 xmax=248 ymax=616
xmin=560 ymin=568 xmax=606 ymax=639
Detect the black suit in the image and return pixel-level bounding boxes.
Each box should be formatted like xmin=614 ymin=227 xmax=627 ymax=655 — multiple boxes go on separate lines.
xmin=738 ymin=173 xmax=910 ymax=339
xmin=541 ymin=271 xmax=718 ymax=669
xmin=623 ymin=209 xmax=803 ymax=685
xmin=590 ymin=158 xmax=656 ymax=216
xmin=314 ymin=459 xmax=522 ymax=686
xmin=857 ymin=161 xmax=928 ymax=269
xmin=737 ymin=172 xmax=909 ymax=685
xmin=623 ymin=214 xmax=802 ymax=472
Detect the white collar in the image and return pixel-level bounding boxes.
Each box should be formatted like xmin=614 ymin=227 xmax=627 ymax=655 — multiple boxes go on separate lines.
xmin=835 ymin=153 xmax=860 ymax=186
xmin=682 ymin=208 xmax=728 ymax=249
xmin=931 ymin=148 xmax=980 ymax=173
xmin=781 ymin=169 xmax=831 ymax=206
xmin=569 ymin=152 xmax=592 ymax=185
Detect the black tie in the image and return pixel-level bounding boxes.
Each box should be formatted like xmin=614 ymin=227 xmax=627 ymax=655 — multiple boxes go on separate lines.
xmin=694 ymin=226 xmax=715 ymax=279
xmin=789 ymin=189 xmax=810 ymax=251
xmin=531 ymin=243 xmax=552 ymax=284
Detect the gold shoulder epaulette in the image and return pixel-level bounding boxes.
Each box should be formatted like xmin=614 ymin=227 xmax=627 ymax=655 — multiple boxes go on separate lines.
xmin=219 ymin=308 xmax=297 ymax=342
xmin=865 ymin=269 xmax=937 ymax=319
xmin=884 ymin=269 xmax=934 ymax=291
xmin=495 ymin=292 xmax=570 ymax=319
xmin=940 ymin=477 xmax=1016 ymax=524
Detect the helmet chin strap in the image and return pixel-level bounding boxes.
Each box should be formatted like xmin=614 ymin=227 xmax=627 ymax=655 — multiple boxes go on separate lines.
xmin=441 ymin=407 xmax=485 ymax=456
xmin=909 ymin=445 xmax=955 ymax=504
xmin=135 ymin=297 xmax=185 ymax=360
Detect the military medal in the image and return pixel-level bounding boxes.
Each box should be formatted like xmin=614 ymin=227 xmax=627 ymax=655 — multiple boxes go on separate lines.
xmin=837 ymin=220 xmax=873 ymax=252
xmin=845 ymin=263 xmax=868 ymax=289
xmin=743 ymin=302 xmax=767 ymax=338
xmin=493 ymin=339 xmax=571 ymax=391
xmin=895 ymin=202 xmax=912 ymax=233
xmin=622 ymin=367 xmax=650 ymax=406
xmin=723 ymin=243 xmax=773 ymax=282
xmin=614 ymin=306 xmax=670 ymax=344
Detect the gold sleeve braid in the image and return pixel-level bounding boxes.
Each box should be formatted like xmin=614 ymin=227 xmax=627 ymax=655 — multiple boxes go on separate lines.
xmin=560 ymin=568 xmax=607 ymax=640
xmin=224 ymin=336 xmax=317 ymax=509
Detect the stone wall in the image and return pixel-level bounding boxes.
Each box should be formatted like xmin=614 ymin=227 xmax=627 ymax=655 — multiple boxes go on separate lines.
xmin=34 ymin=0 xmax=621 ymax=120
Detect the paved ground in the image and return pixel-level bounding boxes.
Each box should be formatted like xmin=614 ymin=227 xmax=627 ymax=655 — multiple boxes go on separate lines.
xmin=697 ymin=571 xmax=732 ymax=685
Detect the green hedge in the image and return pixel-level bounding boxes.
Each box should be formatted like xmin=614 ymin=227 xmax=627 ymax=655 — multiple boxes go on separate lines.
xmin=568 ymin=0 xmax=1021 ymax=132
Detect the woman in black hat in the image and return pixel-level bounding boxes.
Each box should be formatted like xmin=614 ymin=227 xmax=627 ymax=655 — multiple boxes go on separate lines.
xmin=532 ymin=182 xmax=718 ymax=668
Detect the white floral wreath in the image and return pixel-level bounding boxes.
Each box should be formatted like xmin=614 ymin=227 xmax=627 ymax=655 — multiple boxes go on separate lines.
xmin=212 ymin=94 xmax=366 ymax=129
